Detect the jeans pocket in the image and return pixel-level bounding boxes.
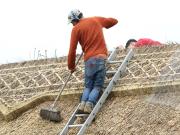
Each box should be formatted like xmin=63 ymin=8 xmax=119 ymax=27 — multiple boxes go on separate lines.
xmin=97 ymin=60 xmax=105 ymax=71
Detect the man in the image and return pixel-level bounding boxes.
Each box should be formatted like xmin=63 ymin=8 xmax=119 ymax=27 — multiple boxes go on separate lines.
xmin=125 ymin=38 xmax=162 ymax=49
xmin=67 ymin=9 xmax=118 ymax=113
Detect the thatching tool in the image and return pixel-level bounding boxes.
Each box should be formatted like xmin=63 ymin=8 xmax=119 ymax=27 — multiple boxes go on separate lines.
xmin=40 ymin=53 xmax=83 ymax=122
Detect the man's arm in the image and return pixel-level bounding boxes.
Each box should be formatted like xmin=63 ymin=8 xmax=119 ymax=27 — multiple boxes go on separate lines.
xmin=68 ymin=28 xmax=79 ymax=71
xmin=96 ymin=17 xmax=118 ymax=29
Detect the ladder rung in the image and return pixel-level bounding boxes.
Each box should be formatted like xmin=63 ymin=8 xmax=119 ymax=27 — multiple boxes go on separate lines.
xmin=106 ymin=71 xmax=116 ymax=74
xmin=75 ymin=114 xmax=89 ymax=117
xmin=68 ymin=124 xmax=84 ymax=128
xmin=107 ymin=60 xmax=122 ymax=64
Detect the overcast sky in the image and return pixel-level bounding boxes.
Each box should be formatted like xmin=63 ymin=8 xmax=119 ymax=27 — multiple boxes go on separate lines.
xmin=0 ymin=0 xmax=180 ymax=64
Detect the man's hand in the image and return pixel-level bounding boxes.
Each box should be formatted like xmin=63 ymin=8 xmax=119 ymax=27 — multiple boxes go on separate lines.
xmin=70 ymin=68 xmax=76 ymax=74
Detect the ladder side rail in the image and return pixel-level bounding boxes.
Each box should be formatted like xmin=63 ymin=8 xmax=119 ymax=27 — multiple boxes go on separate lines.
xmin=59 ymin=49 xmax=118 ymax=135
xmin=107 ymin=48 xmax=118 ymax=62
xmin=58 ymin=49 xmax=117 ymax=135
xmin=112 ymin=49 xmax=134 ymax=83
xmin=77 ymin=49 xmax=134 ymax=135
xmin=59 ymin=104 xmax=81 ymax=135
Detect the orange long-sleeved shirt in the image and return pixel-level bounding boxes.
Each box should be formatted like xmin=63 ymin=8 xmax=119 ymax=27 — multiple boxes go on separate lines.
xmin=68 ymin=17 xmax=118 ymax=70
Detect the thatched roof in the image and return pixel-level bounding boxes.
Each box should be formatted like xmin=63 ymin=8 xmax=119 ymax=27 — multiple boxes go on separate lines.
xmin=0 ymin=44 xmax=179 ymax=134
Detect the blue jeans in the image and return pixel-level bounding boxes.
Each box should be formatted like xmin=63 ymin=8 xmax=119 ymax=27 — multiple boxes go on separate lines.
xmin=81 ymin=57 xmax=106 ymax=105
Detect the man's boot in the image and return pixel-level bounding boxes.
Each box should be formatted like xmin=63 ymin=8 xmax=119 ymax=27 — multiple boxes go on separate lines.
xmin=84 ymin=101 xmax=94 ymax=114
xmin=78 ymin=101 xmax=86 ymax=113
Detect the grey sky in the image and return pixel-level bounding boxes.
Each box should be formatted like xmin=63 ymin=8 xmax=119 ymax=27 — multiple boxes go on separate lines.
xmin=0 ymin=0 xmax=180 ymax=64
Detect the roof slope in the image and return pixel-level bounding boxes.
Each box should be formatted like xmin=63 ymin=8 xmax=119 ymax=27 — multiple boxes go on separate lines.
xmin=0 ymin=44 xmax=180 ymax=134
xmin=0 ymin=94 xmax=179 ymax=135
